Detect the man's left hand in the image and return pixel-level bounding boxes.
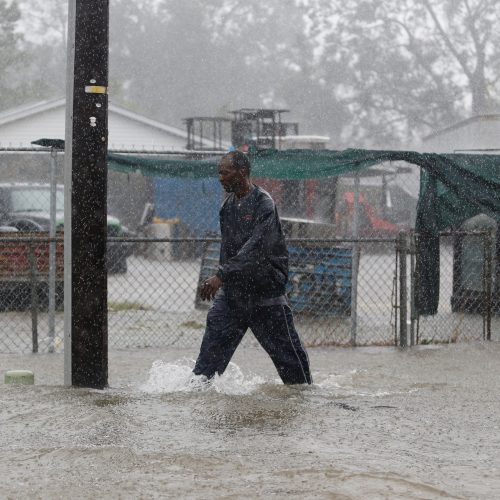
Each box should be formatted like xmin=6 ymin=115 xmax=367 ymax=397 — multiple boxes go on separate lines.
xmin=200 ymin=275 xmax=222 ymax=301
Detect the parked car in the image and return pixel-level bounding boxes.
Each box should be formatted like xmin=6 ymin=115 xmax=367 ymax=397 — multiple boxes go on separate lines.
xmin=0 ymin=183 xmax=134 ymax=273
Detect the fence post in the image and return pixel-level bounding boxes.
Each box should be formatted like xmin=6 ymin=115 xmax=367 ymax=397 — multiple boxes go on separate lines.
xmin=350 ymin=243 xmax=360 ymax=346
xmin=409 ymin=233 xmax=416 ymax=346
xmin=484 ymin=230 xmax=493 ymax=341
xmin=28 ymin=243 xmax=39 ymax=354
xmin=48 ymin=148 xmax=58 ymax=353
xmin=398 ymin=231 xmax=408 ymax=347
xmin=350 ymin=172 xmax=361 ymax=346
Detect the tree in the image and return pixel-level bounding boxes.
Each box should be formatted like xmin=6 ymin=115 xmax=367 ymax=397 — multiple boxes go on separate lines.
xmin=0 ymin=1 xmax=32 ymax=110
xmin=11 ymin=0 xmax=349 ymax=144
xmin=20 ymin=0 xmax=498 ymax=149
xmin=109 ymin=0 xmax=271 ymax=127
xmin=207 ymin=0 xmax=350 ymax=140
xmin=307 ymin=0 xmax=500 ymax=146
xmin=108 ymin=0 xmax=349 ymax=143
xmin=17 ymin=0 xmax=68 ymax=46
xmin=15 ymin=0 xmax=68 ymax=101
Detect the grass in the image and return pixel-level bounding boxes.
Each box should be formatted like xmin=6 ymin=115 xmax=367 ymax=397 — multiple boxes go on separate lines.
xmin=108 ymin=301 xmax=151 ymax=312
xmin=180 ymin=320 xmax=205 ymax=329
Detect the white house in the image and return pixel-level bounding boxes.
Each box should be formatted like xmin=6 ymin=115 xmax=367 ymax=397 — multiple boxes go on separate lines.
xmin=0 ymin=98 xmax=196 ymax=150
xmin=421 ymin=114 xmax=500 ymax=154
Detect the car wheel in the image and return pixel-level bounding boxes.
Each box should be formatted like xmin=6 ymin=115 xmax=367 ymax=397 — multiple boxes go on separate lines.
xmin=6 ymin=219 xmax=44 ymax=232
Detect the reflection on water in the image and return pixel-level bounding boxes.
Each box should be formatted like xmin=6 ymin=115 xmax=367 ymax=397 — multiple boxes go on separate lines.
xmin=1 ymin=343 xmax=500 ymax=499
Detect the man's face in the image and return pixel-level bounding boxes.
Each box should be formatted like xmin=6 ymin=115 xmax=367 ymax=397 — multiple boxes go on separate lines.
xmin=218 ymin=158 xmax=245 ymax=193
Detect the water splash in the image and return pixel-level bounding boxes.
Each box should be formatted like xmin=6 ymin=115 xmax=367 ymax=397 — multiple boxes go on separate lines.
xmin=139 ymin=358 xmax=266 ymax=395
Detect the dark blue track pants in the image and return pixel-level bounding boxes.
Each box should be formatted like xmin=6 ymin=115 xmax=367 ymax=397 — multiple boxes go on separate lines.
xmin=193 ymin=292 xmax=312 ymax=384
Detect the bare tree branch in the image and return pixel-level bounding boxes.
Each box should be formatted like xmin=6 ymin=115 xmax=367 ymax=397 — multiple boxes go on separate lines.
xmin=420 ymin=0 xmax=473 ymax=80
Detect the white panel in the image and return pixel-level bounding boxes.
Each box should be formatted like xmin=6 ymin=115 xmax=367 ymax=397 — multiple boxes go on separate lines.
xmin=0 ymin=105 xmax=188 ymax=150
xmin=108 ymin=113 xmax=187 ymax=150
xmin=423 ymin=118 xmax=500 ymax=153
xmin=0 ymin=108 xmax=66 ymax=147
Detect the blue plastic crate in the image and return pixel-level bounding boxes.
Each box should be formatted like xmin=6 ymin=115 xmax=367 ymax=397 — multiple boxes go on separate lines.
xmin=196 ymin=243 xmax=352 ymax=317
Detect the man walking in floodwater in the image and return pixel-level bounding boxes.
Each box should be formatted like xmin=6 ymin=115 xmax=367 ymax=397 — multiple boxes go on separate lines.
xmin=193 ymin=151 xmax=312 ymax=385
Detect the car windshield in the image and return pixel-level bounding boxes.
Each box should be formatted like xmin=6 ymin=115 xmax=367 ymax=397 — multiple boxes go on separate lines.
xmin=11 ymin=189 xmax=64 ymax=212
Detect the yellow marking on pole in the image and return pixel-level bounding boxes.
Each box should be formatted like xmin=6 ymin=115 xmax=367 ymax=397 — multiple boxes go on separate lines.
xmin=85 ymin=85 xmax=107 ymax=94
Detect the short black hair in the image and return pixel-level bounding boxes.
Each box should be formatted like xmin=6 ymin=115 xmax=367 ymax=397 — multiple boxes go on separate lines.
xmin=221 ymin=151 xmax=251 ymax=173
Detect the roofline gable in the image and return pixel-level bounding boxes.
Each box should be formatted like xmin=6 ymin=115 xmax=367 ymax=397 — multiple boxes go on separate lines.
xmin=0 ymin=98 xmax=66 ymax=126
xmin=107 ymin=104 xmax=187 ymax=139
xmin=0 ymin=98 xmax=199 ymax=143
xmin=423 ymin=114 xmax=500 ymax=141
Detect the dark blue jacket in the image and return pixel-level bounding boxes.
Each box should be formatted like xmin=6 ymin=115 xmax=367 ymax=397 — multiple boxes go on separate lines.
xmin=216 ymin=185 xmax=288 ymax=299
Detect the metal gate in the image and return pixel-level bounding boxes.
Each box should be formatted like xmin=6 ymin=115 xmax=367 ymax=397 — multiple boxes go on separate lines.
xmin=395 ymin=230 xmax=495 ymax=346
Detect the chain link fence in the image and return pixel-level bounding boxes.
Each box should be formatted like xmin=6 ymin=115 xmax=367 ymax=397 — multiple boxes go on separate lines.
xmin=0 ymin=236 xmax=400 ymax=353
xmin=408 ymin=231 xmax=499 ymax=345
xmin=0 ymin=149 xmax=497 ymax=354
xmin=1 ymin=230 xmax=497 ymax=354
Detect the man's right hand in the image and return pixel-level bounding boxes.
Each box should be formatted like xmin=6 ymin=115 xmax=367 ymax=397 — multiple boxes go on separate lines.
xmin=200 ymin=275 xmax=222 ymax=301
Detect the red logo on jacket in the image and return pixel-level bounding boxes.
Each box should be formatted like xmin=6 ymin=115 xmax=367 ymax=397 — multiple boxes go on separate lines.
xmin=243 ymin=214 xmax=253 ymax=221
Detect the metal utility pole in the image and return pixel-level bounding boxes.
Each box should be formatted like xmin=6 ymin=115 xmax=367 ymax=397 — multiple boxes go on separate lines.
xmin=398 ymin=231 xmax=408 ymax=347
xmin=31 ymin=138 xmax=65 ymax=353
xmin=48 ymin=146 xmax=57 ymax=353
xmin=64 ymin=0 xmax=109 ymax=388
xmin=350 ymin=172 xmax=360 ymax=346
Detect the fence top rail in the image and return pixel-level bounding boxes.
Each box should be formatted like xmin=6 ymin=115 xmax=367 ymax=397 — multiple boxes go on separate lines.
xmin=108 ymin=236 xmax=396 ymax=243
xmin=414 ymin=229 xmax=495 ymax=237
xmin=0 ymin=236 xmax=398 ymax=244
xmin=0 ymin=236 xmax=62 ymax=243
xmin=2 ymin=232 xmax=491 ymax=244
xmin=109 ymin=237 xmax=398 ymax=244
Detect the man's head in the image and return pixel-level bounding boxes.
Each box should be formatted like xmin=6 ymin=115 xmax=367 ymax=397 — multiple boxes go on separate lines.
xmin=218 ymin=151 xmax=251 ymax=194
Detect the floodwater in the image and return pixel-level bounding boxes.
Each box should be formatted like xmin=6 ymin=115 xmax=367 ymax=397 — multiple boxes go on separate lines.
xmin=1 ymin=343 xmax=500 ymax=499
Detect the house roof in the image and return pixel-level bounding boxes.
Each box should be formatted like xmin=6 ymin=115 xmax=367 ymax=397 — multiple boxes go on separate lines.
xmin=0 ymin=100 xmax=69 ymax=126
xmin=422 ymin=114 xmax=500 ymax=142
xmin=0 ymin=97 xmax=188 ymax=138
xmin=0 ymin=98 xmax=222 ymax=150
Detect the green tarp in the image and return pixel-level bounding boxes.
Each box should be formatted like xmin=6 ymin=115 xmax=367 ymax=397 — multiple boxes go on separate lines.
xmin=108 ymin=148 xmax=422 ymax=179
xmin=108 ymin=149 xmax=500 ymax=315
